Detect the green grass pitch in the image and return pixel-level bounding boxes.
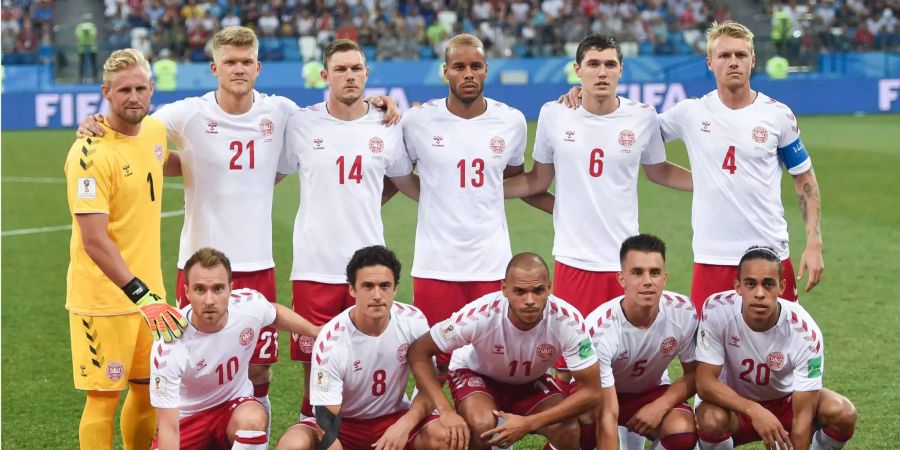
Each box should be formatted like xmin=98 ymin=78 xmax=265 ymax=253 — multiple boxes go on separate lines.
xmin=2 ymin=114 xmax=899 ymax=449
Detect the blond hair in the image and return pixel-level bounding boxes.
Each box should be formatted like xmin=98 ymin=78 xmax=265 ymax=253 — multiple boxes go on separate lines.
xmin=102 ymin=48 xmax=151 ymax=85
xmin=211 ymin=26 xmax=259 ymax=61
xmin=444 ymin=34 xmax=485 ymax=62
xmin=706 ymin=20 xmax=755 ymax=56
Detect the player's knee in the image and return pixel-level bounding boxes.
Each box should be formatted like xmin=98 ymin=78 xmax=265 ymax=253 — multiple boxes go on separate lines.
xmin=416 ymin=422 xmax=450 ymax=449
xmin=695 ymin=404 xmax=730 ymax=436
xmin=660 ymin=409 xmax=697 ymax=436
xmin=275 ymin=425 xmax=315 ymax=450
xmin=820 ymin=395 xmax=858 ymax=430
xmin=464 ymin=410 xmax=497 ymax=435
xmin=234 ymin=402 xmax=269 ymax=431
xmin=541 ymin=418 xmax=580 ymax=450
xmin=248 ymin=364 xmax=272 ymax=385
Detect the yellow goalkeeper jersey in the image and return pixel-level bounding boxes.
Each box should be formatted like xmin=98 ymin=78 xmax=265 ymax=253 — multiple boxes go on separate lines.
xmin=65 ymin=117 xmax=168 ymax=315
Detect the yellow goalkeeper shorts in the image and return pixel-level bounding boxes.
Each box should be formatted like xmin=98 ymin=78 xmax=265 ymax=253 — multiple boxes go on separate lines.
xmin=69 ymin=312 xmax=152 ymax=391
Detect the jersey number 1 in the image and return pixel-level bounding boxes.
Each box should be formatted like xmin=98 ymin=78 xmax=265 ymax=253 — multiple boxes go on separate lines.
xmin=722 ymin=145 xmax=737 ymax=174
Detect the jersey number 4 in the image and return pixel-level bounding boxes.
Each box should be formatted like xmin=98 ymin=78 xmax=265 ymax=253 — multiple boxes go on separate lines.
xmin=229 ymin=140 xmax=256 ymax=170
xmin=722 ymin=145 xmax=737 ymax=174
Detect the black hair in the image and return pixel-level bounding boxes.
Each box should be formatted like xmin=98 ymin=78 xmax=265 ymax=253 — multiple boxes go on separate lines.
xmin=619 ymin=234 xmax=666 ymax=264
xmin=576 ymin=33 xmax=622 ymax=64
xmin=346 ymin=245 xmax=401 ymax=286
xmin=737 ymin=245 xmax=782 ymax=277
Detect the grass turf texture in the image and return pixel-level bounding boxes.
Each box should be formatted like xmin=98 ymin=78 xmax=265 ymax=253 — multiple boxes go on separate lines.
xmin=2 ymin=114 xmax=899 ymax=449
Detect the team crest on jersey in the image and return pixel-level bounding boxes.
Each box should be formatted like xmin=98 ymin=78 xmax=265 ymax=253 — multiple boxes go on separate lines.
xmin=700 ymin=121 xmax=712 ymax=133
xmin=752 ymin=126 xmax=769 ymax=144
xmin=564 ymin=130 xmax=575 ymax=142
xmin=206 ymin=121 xmax=219 ymax=134
xmin=660 ymin=337 xmax=678 ymax=357
xmin=396 ymin=343 xmax=410 ymax=363
xmin=239 ymin=327 xmax=255 ymax=346
xmin=432 ymin=136 xmax=444 ymax=148
xmin=260 ymin=118 xmax=274 ymax=137
xmin=369 ymin=136 xmax=385 ymax=155
xmin=618 ymin=129 xmax=636 ymax=148
xmin=489 ymin=136 xmax=505 ymax=155
xmin=105 ymin=361 xmax=124 ymax=381
xmin=467 ymin=376 xmax=486 ymax=388
xmin=536 ymin=343 xmax=555 ymax=361
xmin=313 ymin=138 xmax=325 ymax=150
xmin=297 ymin=334 xmax=315 ymax=353
xmin=767 ymin=352 xmax=786 ymax=371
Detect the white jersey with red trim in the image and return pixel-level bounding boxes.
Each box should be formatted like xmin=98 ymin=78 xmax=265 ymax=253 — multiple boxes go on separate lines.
xmin=695 ymin=291 xmax=824 ymax=401
xmin=401 ymin=98 xmax=527 ymax=281
xmin=585 ymin=291 xmax=698 ymax=393
xmin=533 ymin=100 xmax=667 ymax=271
xmin=431 ymin=292 xmax=597 ymax=384
xmin=658 ymin=91 xmax=811 ymax=265
xmin=278 ymin=103 xmax=412 ymax=283
xmin=149 ymin=289 xmax=276 ymax=417
xmin=309 ymin=303 xmax=429 ymax=419
xmin=152 ymin=91 xmax=298 ymax=272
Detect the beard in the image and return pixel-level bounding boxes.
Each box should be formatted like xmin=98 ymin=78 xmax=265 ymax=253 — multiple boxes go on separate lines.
xmin=115 ymin=105 xmax=149 ymax=125
xmin=449 ymin=81 xmax=483 ymax=105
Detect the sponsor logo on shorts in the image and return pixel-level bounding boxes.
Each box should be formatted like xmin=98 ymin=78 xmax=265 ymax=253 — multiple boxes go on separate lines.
xmin=297 ymin=334 xmax=315 ymax=354
xmin=79 ymin=364 xmax=88 ymax=377
xmin=618 ymin=129 xmax=635 ymax=148
xmin=239 ymin=327 xmax=255 ymax=346
xmin=660 ymin=337 xmax=678 ymax=357
xmin=397 ymin=343 xmax=410 ymax=363
xmin=260 ymin=118 xmax=274 ymax=137
xmin=105 ymin=361 xmax=124 ymax=382
xmin=369 ymin=136 xmax=385 ymax=155
xmin=489 ymin=136 xmax=505 ymax=154
xmin=467 ymin=376 xmax=486 ymax=388
xmin=767 ymin=352 xmax=786 ymax=371
xmin=78 ymin=177 xmax=97 ymax=199
xmin=752 ymin=126 xmax=769 ymax=144
xmin=807 ymin=356 xmax=822 ymax=378
xmin=537 ymin=343 xmax=555 ymax=361
xmin=578 ymin=338 xmax=594 ymax=360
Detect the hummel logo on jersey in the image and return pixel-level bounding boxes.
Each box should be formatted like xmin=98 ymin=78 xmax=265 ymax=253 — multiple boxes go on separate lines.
xmin=353 ymin=360 xmax=362 ymax=372
xmin=206 ymin=121 xmax=218 ymax=134
xmin=701 ymin=121 xmax=712 ymax=133
xmin=196 ymin=359 xmax=207 ymax=370
xmin=121 ymin=163 xmax=133 ymax=177
xmin=564 ymin=130 xmax=575 ymax=142
xmin=729 ymin=335 xmax=741 ymax=347
xmin=492 ymin=344 xmax=505 ymax=354
xmin=432 ymin=136 xmax=444 ymax=147
xmin=616 ymin=350 xmax=629 ymax=361
xmin=313 ymin=138 xmax=325 ymax=150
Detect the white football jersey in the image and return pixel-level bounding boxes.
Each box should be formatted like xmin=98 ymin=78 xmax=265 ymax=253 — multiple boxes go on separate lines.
xmin=659 ymin=91 xmax=811 ymax=265
xmin=695 ymin=291 xmax=824 ymax=402
xmin=309 ymin=303 xmax=429 ymax=419
xmin=401 ymin=98 xmax=526 ymax=281
xmin=585 ymin=291 xmax=698 ymax=392
xmin=533 ymin=100 xmax=667 ymax=271
xmin=149 ymin=289 xmax=276 ymax=417
xmin=432 ymin=292 xmax=597 ymax=384
xmin=278 ymin=103 xmax=412 ymax=283
xmin=153 ymin=91 xmax=298 ymax=271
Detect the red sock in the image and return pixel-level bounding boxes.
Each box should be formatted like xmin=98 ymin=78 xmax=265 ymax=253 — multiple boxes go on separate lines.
xmin=253 ymin=383 xmax=270 ymax=397
xmin=661 ymin=432 xmax=698 ymax=450
xmin=580 ymin=423 xmax=597 ymax=449
xmin=698 ymin=429 xmax=731 ymax=443
xmin=300 ymin=395 xmax=313 ymax=417
xmin=823 ymin=426 xmax=854 ymax=442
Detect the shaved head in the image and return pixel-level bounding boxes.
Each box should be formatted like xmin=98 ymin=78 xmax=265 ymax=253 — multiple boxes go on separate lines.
xmin=505 ymin=252 xmax=549 ymax=279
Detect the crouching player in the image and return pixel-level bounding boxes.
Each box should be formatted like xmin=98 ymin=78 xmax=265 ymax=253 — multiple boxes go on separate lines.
xmin=586 ymin=234 xmax=699 ymax=450
xmin=408 ymin=253 xmax=602 ymax=450
xmin=149 ymin=248 xmax=321 ymax=450
xmin=695 ymin=247 xmax=857 ymax=450
xmin=276 ymin=245 xmax=449 ymax=450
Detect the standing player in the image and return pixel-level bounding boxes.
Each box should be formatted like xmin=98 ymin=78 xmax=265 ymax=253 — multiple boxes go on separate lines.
xmin=150 ymin=247 xmax=320 ymax=450
xmin=408 ymin=253 xmax=602 ymax=450
xmin=64 ymin=48 xmax=187 ymax=450
xmin=275 ymin=246 xmax=448 ymax=450
xmin=586 ymin=234 xmax=698 ymax=450
xmin=694 ymin=247 xmax=856 ymax=450
xmin=658 ymin=21 xmax=823 ymax=309
xmin=401 ymin=34 xmax=535 ymax=378
xmin=505 ymin=33 xmax=692 ymax=318
xmin=277 ymin=39 xmax=419 ymax=418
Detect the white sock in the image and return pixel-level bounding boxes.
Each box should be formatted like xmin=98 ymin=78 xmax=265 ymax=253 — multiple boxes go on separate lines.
xmin=256 ymin=394 xmax=271 ymax=438
xmin=812 ymin=428 xmax=849 ymax=450
xmin=698 ymin=436 xmax=733 ymax=450
xmin=618 ymin=426 xmax=646 ymax=450
xmin=232 ymin=430 xmax=267 ymax=449
xmin=649 ymin=438 xmax=663 ymax=450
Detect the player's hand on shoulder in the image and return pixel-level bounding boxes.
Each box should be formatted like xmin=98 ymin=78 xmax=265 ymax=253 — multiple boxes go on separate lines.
xmin=369 ymin=95 xmax=401 ymax=126
xmin=558 ymin=86 xmax=582 ymax=109
xmin=76 ymin=114 xmax=107 ymax=138
xmin=748 ymin=403 xmax=792 ymax=450
xmin=481 ymin=410 xmax=532 ymax=449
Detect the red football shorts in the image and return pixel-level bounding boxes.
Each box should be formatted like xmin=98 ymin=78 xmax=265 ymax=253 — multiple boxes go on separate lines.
xmin=733 ymin=394 xmax=793 ymax=445
xmin=291 ymin=280 xmax=355 ymax=362
xmin=692 ymin=259 xmax=797 ymax=316
xmin=296 ymin=410 xmax=440 ymax=450
xmin=413 ymin=278 xmax=501 ymax=366
xmin=553 ymin=261 xmax=623 ymax=316
xmin=617 ymin=385 xmax=692 ymax=429
xmin=448 ymin=369 xmax=564 ymax=416
xmin=176 ymin=268 xmax=278 ymax=364
xmin=151 ymin=396 xmax=262 ymax=450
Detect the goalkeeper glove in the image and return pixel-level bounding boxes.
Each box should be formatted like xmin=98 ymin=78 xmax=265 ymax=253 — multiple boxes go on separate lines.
xmin=122 ymin=277 xmax=188 ymax=343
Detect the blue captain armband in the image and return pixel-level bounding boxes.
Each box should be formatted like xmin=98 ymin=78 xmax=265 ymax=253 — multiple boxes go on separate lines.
xmin=777 ymin=138 xmax=810 ymax=172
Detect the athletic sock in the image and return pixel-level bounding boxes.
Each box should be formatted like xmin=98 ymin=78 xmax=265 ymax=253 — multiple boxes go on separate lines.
xmin=79 ymin=391 xmax=120 ymax=450
xmin=812 ymin=427 xmax=853 ymax=450
xmin=619 ymin=426 xmax=646 ymax=450
xmin=659 ymin=432 xmax=699 ymax=450
xmin=253 ymin=383 xmax=271 ymax=437
xmin=121 ymin=383 xmax=156 ymax=450
xmin=698 ymin=431 xmax=733 ymax=450
xmin=232 ymin=430 xmax=267 ymax=449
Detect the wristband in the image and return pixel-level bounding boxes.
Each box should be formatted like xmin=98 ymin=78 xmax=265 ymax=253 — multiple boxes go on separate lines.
xmin=121 ymin=277 xmax=149 ymax=303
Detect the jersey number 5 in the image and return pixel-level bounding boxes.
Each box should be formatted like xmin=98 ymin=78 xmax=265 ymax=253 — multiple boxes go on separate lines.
xmin=229 ymin=140 xmax=256 ymax=170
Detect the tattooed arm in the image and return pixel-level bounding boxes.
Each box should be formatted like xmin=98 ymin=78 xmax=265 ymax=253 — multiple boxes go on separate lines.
xmin=793 ymin=169 xmax=823 ymax=292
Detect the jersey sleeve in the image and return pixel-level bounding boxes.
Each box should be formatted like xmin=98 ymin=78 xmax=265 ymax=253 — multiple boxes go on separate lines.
xmin=151 ymin=100 xmax=192 ymax=146
xmin=400 ymin=113 xmax=420 ymax=164
xmin=276 ymin=96 xmax=302 ymax=175
xmin=790 ymin=314 xmax=824 ymax=392
xmin=677 ymin=316 xmax=699 ymax=364
xmin=66 ymin=142 xmax=113 ymax=215
xmin=531 ymin=104 xmax=554 ymax=165
xmin=695 ymin=306 xmax=726 ymax=366
xmin=278 ymin=110 xmax=302 ymax=175
xmin=776 ymin=106 xmax=812 ymax=175
xmin=658 ymin=100 xmax=686 ymax=143
xmin=640 ymin=110 xmax=668 ymax=165
xmin=149 ymin=341 xmax=185 ymax=409
xmin=309 ymin=327 xmax=347 ymax=407
xmin=430 ymin=312 xmax=476 ymax=354
xmin=584 ymin=308 xmax=615 ymax=387
xmin=385 ymin=129 xmax=414 ymax=178
xmin=506 ymin=110 xmax=527 ymax=167
xmin=561 ymin=311 xmax=598 ymax=372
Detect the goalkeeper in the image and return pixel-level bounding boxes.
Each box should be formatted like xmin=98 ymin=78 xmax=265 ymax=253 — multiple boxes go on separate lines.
xmin=64 ymin=48 xmax=187 ymax=450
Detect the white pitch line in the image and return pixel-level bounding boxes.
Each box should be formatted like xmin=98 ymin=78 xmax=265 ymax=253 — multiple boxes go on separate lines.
xmin=2 ymin=210 xmax=185 ymax=237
